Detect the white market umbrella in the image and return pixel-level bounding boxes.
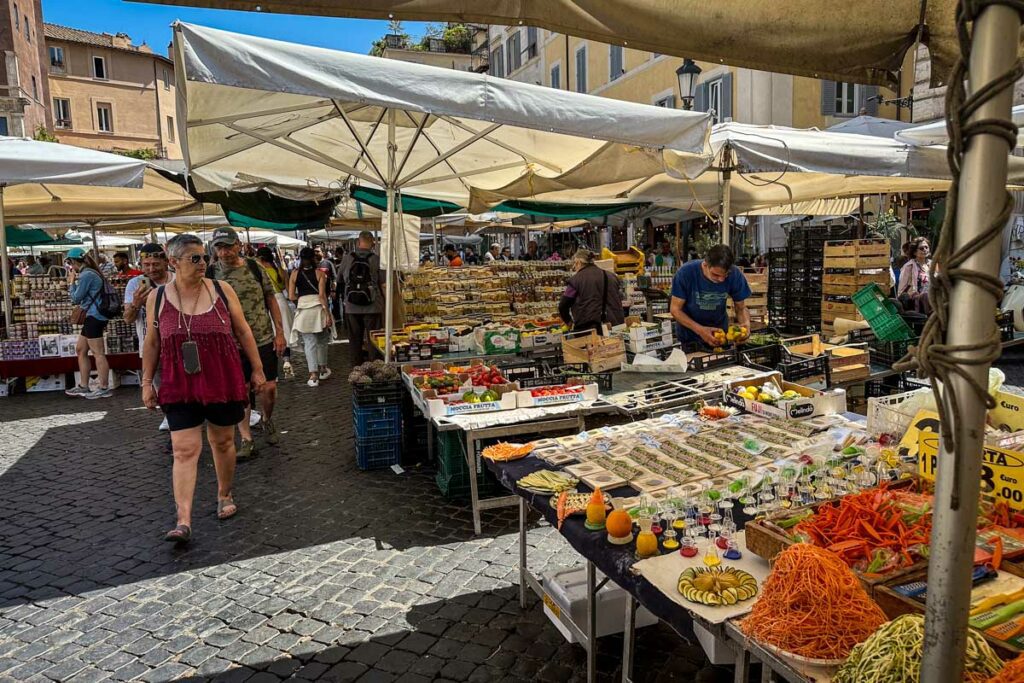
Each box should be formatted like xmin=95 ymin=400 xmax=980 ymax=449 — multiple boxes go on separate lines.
xmin=0 ymin=137 xmax=147 ymax=323
xmin=172 ymin=22 xmax=711 ymax=361
xmin=78 ymin=233 xmax=148 ymax=249
xmin=826 ymin=115 xmax=914 ymax=138
xmin=896 ymin=105 xmax=1024 ymax=147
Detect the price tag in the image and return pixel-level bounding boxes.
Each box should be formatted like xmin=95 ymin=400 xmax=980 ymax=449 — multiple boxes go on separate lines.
xmin=641 ymin=435 xmax=662 ymax=449
xmin=576 ymin=431 xmax=590 ymax=442
xmin=542 ymin=592 xmax=561 ymax=619
xmin=595 ymin=439 xmax=612 ymax=452
xmin=919 ymin=433 xmax=1024 ymax=510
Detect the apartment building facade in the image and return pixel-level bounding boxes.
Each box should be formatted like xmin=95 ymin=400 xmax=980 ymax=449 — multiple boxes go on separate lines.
xmin=0 ymin=0 xmax=49 ymax=137
xmin=486 ymin=26 xmax=914 ymax=129
xmin=44 ymin=23 xmax=180 ymax=159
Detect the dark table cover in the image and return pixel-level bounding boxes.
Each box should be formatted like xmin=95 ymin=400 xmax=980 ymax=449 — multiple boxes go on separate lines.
xmin=487 ymin=455 xmax=756 ymax=640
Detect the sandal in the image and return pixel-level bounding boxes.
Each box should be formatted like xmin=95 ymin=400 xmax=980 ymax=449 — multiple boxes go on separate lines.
xmin=217 ymin=496 xmax=238 ymax=520
xmin=164 ymin=524 xmax=191 ymax=543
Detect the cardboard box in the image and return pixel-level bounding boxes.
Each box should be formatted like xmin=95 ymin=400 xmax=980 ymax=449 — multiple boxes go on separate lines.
xmin=610 ymin=318 xmax=673 ymax=342
xmin=38 ymin=334 xmax=61 ymax=358
xmin=25 ymin=374 xmax=67 ymax=393
xmin=59 ymin=335 xmax=78 ymax=357
xmin=419 ymin=384 xmax=518 ymax=418
xmin=516 ymin=383 xmax=600 ymax=408
xmin=623 ymin=334 xmax=675 ymax=354
xmin=722 ymin=371 xmax=847 ymax=420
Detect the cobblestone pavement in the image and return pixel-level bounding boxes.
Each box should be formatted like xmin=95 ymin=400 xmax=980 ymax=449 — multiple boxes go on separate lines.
xmin=0 ymin=340 xmax=727 ymax=683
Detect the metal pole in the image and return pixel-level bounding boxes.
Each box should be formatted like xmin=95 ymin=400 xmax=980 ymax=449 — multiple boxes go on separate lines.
xmin=674 ymin=221 xmax=681 ymax=264
xmin=721 ymin=168 xmax=732 ymax=248
xmin=920 ymin=5 xmax=1021 ymax=681
xmin=383 ymin=109 xmax=396 ymax=364
xmin=586 ymin=560 xmax=597 ymax=683
xmin=0 ymin=187 xmax=11 ymax=329
xmin=90 ymin=223 xmax=98 ymax=262
xmin=432 ymin=218 xmax=438 ymax=265
xmin=858 ymin=194 xmax=866 ymax=239
xmin=149 ymin=225 xmax=157 ymax=244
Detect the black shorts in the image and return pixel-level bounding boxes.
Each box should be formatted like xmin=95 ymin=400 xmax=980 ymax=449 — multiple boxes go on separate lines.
xmin=240 ymin=343 xmax=279 ymax=383
xmin=163 ymin=401 xmax=246 ymax=432
xmin=81 ymin=316 xmax=108 ymax=340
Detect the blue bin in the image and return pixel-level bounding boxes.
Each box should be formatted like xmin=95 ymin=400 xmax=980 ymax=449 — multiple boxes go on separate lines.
xmin=356 ymin=436 xmax=401 ymax=470
xmin=353 ymin=404 xmax=402 ymax=440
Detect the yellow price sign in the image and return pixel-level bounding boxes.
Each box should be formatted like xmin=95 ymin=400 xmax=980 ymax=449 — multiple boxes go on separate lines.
xmin=542 ymin=592 xmax=561 ymax=619
xmin=918 ymin=433 xmax=1024 ymax=510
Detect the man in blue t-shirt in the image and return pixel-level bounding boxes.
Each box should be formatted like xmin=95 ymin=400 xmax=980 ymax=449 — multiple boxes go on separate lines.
xmin=670 ymin=244 xmax=752 ymax=347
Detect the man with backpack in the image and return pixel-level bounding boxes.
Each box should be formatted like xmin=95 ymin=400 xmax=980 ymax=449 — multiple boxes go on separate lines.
xmin=339 ymin=231 xmax=385 ymax=366
xmin=210 ymin=228 xmax=287 ymax=459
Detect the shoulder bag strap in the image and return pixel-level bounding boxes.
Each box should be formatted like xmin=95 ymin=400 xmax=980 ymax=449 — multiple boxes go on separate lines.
xmin=600 ymin=269 xmax=609 ymax=323
xmin=153 ymin=285 xmax=165 ymax=328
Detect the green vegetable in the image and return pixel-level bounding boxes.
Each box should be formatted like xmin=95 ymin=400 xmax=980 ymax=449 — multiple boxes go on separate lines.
xmin=834 ymin=614 xmax=1002 ymax=683
xmin=775 ymin=509 xmax=813 ymax=529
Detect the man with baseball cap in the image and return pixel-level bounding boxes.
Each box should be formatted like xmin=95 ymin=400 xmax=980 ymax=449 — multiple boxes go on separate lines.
xmin=124 ymin=243 xmax=174 ymax=430
xmin=209 ymin=227 xmax=287 ymax=458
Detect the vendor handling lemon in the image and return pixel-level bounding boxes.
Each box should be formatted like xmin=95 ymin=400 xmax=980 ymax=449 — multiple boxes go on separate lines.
xmin=669 ymin=244 xmax=752 ymax=348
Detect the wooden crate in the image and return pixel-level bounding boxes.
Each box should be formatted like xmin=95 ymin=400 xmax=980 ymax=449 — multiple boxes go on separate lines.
xmin=831 ymin=363 xmax=871 ymax=383
xmin=824 ymin=254 xmax=890 ymax=269
xmin=874 ymin=565 xmax=1024 ymax=659
xmin=824 ymin=238 xmax=889 ymax=258
xmin=562 ymin=330 xmax=626 ymax=373
xmin=821 ymin=300 xmax=859 ymax=316
xmin=742 ymin=269 xmax=768 ymax=291
xmin=823 ymin=282 xmax=863 ymax=296
xmin=823 ymin=272 xmax=891 ymax=287
xmin=821 ymin=309 xmax=865 ymax=324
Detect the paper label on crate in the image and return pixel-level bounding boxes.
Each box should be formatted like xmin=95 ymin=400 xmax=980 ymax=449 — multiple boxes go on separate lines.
xmin=919 ymin=433 xmax=1024 ymax=510
xmin=446 ymin=400 xmax=502 ymax=415
xmin=533 ymin=393 xmax=583 ymax=406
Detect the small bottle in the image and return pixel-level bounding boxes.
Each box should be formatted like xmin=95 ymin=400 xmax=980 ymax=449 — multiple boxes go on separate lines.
xmin=635 ymin=518 xmax=659 ymax=560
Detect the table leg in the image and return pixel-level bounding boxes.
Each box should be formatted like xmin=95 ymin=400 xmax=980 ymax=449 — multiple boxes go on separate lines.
xmin=427 ymin=420 xmax=435 ymax=464
xmin=519 ymin=497 xmax=527 ymax=609
xmin=621 ymin=593 xmax=636 ymax=683
xmin=465 ymin=430 xmax=482 ymax=536
xmin=587 ymin=560 xmax=597 ymax=683
xmin=733 ymin=647 xmax=750 ymax=683
xmin=760 ymin=660 xmax=773 ymax=683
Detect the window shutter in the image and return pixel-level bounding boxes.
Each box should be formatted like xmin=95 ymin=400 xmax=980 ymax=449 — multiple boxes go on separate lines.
xmin=721 ymin=73 xmax=734 ymax=121
xmin=821 ymin=80 xmax=837 ymax=116
xmin=694 ymin=82 xmax=709 ymax=113
xmin=860 ymin=85 xmax=880 ymax=116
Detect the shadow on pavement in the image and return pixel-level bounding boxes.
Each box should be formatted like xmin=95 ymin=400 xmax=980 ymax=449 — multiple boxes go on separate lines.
xmin=0 ymin=346 xmax=522 ymax=609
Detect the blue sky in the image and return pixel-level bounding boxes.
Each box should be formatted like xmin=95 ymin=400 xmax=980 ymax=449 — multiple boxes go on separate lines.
xmin=41 ymin=0 xmax=428 ymax=56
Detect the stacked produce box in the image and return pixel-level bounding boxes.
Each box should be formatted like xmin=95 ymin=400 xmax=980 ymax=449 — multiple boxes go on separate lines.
xmin=727 ymin=268 xmax=767 ymax=330
xmin=766 ymin=247 xmax=789 ymax=329
xmin=497 ymin=261 xmax=572 ymax=318
xmin=403 ymin=266 xmax=513 ymax=321
xmin=821 ymin=239 xmax=891 ymax=338
xmin=620 ymin=273 xmax=648 ymax=318
xmin=784 ymin=224 xmax=856 ymax=333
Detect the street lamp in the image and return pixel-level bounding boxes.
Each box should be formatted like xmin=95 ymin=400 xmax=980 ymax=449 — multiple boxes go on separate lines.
xmin=676 ymin=58 xmax=702 ymax=110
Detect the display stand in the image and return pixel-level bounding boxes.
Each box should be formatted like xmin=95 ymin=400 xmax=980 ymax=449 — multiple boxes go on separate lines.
xmin=0 ymin=352 xmax=141 ymax=379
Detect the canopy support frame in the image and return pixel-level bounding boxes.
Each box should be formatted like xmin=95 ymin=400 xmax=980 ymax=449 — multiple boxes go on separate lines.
xmin=335 ymin=102 xmax=388 ymax=185
xmin=383 ymin=109 xmax=397 ymax=364
xmin=397 ymin=122 xmax=503 ymax=186
xmin=192 ymin=109 xmax=342 ymax=171
xmin=919 ymin=2 xmax=1022 ymax=680
xmin=0 ymin=186 xmax=10 ymax=329
xmin=437 ymin=115 xmax=564 ymax=174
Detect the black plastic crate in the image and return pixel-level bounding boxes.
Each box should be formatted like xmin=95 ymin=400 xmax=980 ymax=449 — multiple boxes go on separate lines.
xmin=684 ymin=346 xmax=739 ymax=371
xmin=739 ymin=343 xmax=784 ymax=372
xmin=494 ymin=359 xmax=540 ymax=383
xmin=865 ymin=375 xmax=919 ymax=398
xmin=528 ymin=362 xmax=614 ymax=391
xmin=999 ymin=310 xmax=1016 ymax=342
xmin=777 ymin=353 xmax=830 ymax=384
xmin=868 ymin=337 xmax=918 ymax=367
xmin=352 ymin=380 xmax=404 ymax=406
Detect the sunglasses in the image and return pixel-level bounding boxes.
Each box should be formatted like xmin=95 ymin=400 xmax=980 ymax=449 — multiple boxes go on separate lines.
xmin=181 ymin=254 xmax=211 ymax=265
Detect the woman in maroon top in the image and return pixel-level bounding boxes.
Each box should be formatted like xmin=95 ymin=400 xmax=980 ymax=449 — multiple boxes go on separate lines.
xmin=141 ymin=234 xmax=266 ymax=544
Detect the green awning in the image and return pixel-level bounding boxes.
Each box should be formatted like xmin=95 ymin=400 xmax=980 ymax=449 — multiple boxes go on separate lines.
xmin=350 ymin=187 xmax=462 ymax=218
xmin=493 ymin=200 xmax=650 ymax=219
xmin=225 ymin=210 xmax=329 ymax=232
xmin=4 ymin=226 xmax=83 ymax=247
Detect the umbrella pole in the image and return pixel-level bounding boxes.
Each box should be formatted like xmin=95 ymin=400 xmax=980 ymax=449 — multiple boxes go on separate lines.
xmin=90 ymin=223 xmax=98 ymax=262
xmin=150 ymin=225 xmax=157 ymax=244
xmin=0 ymin=187 xmax=11 ymax=329
xmin=721 ymin=167 xmax=732 ymax=248
xmin=383 ymin=109 xmax=396 ymax=364
xmin=919 ymin=5 xmax=1021 ymax=681
xmin=432 ymin=218 xmax=438 ymax=265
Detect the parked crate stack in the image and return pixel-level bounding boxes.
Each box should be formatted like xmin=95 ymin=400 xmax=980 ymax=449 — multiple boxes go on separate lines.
xmin=766 ymin=247 xmax=789 ymax=329
xmin=728 ymin=268 xmax=768 ymax=330
xmin=821 ymin=239 xmax=892 ymax=337
xmin=352 ymin=381 xmax=404 ymax=470
xmin=785 ymin=224 xmax=856 ymax=333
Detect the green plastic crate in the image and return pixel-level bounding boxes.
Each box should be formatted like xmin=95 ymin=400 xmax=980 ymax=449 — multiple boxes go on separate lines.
xmin=851 ymin=283 xmax=913 ymax=342
xmin=435 ymin=431 xmax=501 ymax=500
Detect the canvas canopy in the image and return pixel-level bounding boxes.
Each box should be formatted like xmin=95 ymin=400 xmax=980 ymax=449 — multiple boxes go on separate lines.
xmin=173 ymin=21 xmax=711 ymax=360
xmin=0 ymin=137 xmax=153 ymax=324
xmin=470 ymin=122 xmax=1024 ymax=218
xmin=896 ymin=105 xmax=1024 ymax=147
xmin=173 ymin=22 xmax=711 ymax=208
xmin=826 ymin=115 xmax=914 ymax=138
xmin=137 ymin=0 xmax=991 ymax=89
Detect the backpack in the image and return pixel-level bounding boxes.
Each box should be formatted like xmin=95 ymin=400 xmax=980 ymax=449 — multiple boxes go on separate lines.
xmin=345 ymin=253 xmax=376 ymax=307
xmin=206 ymin=258 xmax=270 ymax=311
xmin=83 ymin=268 xmax=123 ymax=319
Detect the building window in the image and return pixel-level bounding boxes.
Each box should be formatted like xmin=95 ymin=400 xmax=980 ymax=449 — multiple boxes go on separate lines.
xmin=550 ymin=63 xmax=560 ymax=89
xmin=654 ymin=94 xmax=676 ymax=108
xmin=609 ymin=45 xmax=624 ymax=81
xmin=53 ymin=98 xmax=71 ymax=128
xmin=49 ymin=46 xmax=64 ymax=71
xmin=835 ymin=82 xmax=857 ymax=116
xmin=30 ymin=75 xmax=36 ymax=100
xmin=96 ymin=103 xmax=113 ymax=132
xmin=525 ymin=27 xmax=538 ymax=60
xmin=0 ymin=116 xmax=8 ymax=136
xmin=92 ymin=56 xmax=107 ymax=80
xmin=506 ymin=31 xmax=522 ymax=73
xmin=167 ymin=115 xmax=175 ymax=143
xmin=575 ymin=45 xmax=587 ymax=93
xmin=23 ymin=16 xmax=28 ymax=41
xmin=163 ymin=68 xmax=171 ymax=91
xmin=708 ymin=78 xmax=723 ymax=124
xmin=489 ymin=46 xmax=504 ymax=78
xmin=13 ymin=4 xmax=17 ymax=30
